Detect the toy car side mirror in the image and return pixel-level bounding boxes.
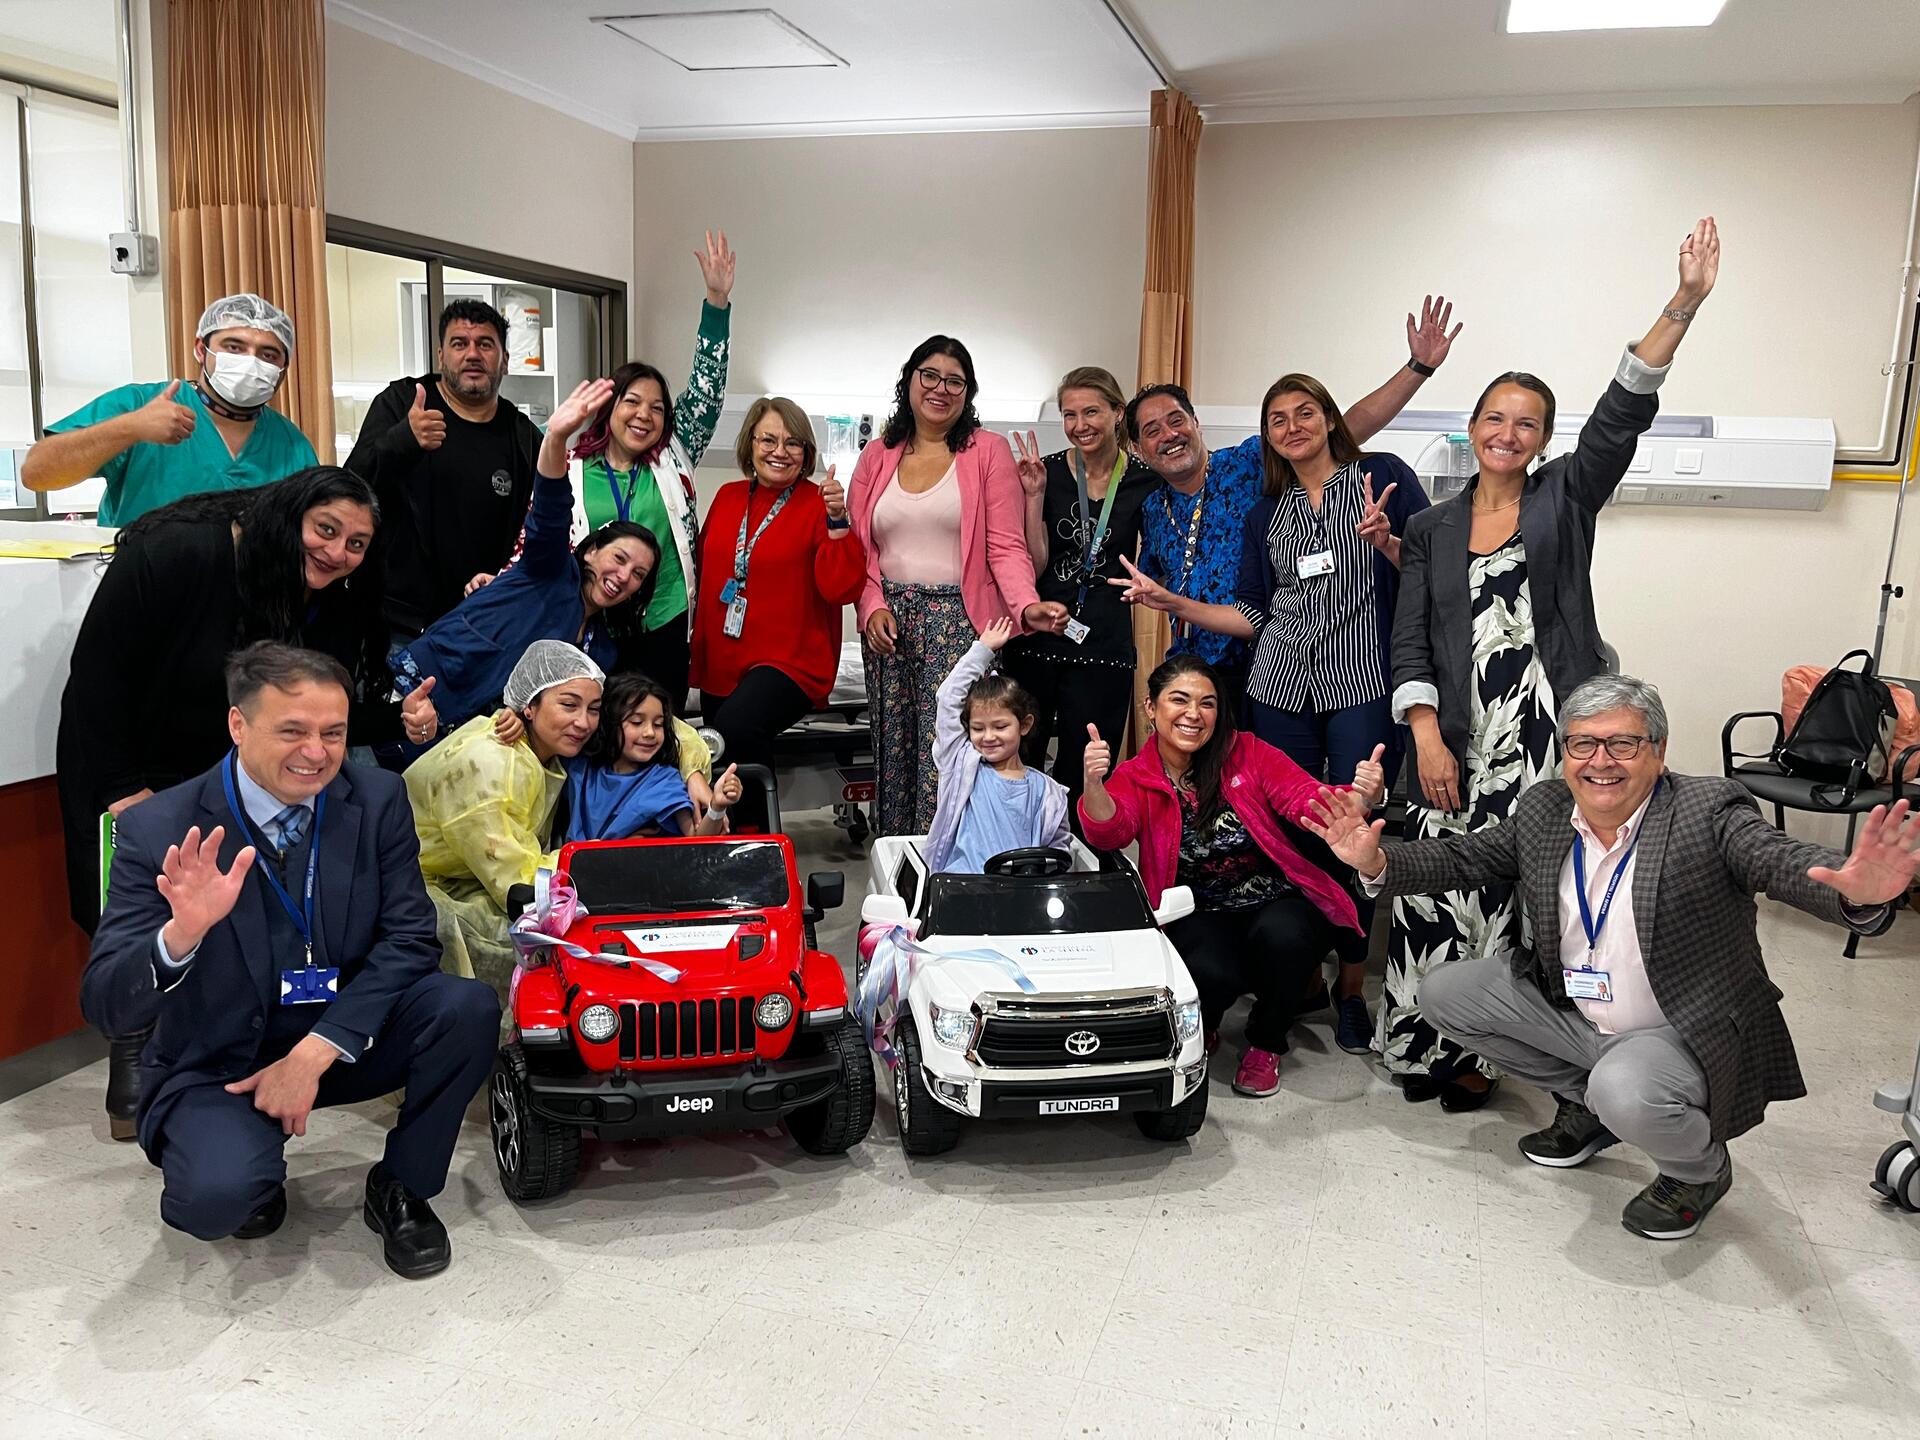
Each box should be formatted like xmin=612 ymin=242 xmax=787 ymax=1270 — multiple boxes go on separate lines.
xmin=860 ymin=894 xmax=909 ymax=928
xmin=1153 ymin=884 xmax=1195 ymax=927
xmin=806 ymin=870 xmax=845 ymax=914
xmin=506 ymin=883 xmax=536 ymax=921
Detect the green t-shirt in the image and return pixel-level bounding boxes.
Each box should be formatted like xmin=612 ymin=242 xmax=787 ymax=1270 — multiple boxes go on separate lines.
xmin=47 ymin=379 xmax=319 ymax=526
xmin=583 ymin=456 xmax=688 ymax=629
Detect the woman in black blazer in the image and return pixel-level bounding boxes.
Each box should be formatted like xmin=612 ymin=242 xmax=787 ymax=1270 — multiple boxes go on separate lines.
xmin=1381 ymin=217 xmax=1721 ymax=1110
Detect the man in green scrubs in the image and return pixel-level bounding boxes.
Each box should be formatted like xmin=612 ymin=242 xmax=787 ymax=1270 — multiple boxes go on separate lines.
xmin=22 ymin=292 xmax=318 ymax=526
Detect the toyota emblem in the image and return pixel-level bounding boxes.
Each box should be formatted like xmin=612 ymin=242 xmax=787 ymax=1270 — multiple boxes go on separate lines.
xmin=1064 ymin=1030 xmax=1100 ymax=1057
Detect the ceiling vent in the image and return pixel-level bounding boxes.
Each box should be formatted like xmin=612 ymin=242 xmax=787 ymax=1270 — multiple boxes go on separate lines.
xmin=592 ymin=9 xmax=847 ymax=71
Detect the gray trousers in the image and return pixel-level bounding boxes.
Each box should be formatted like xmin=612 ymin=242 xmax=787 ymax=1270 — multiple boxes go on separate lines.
xmin=1423 ymin=957 xmax=1727 ymax=1183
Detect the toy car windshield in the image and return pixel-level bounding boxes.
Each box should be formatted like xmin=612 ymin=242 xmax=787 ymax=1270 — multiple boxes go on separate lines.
xmin=567 ymin=839 xmax=791 ymax=914
xmin=921 ymin=871 xmax=1156 ymax=938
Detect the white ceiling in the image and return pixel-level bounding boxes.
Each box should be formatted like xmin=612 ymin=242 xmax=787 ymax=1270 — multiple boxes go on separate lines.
xmin=0 ymin=0 xmax=118 ymax=87
xmin=327 ymin=0 xmax=1920 ymax=142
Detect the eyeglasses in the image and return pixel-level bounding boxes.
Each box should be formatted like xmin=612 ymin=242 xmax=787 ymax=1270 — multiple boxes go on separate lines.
xmin=915 ymin=367 xmax=968 ymax=395
xmin=753 ymin=433 xmax=806 ymax=454
xmin=1563 ymin=733 xmax=1653 ymax=760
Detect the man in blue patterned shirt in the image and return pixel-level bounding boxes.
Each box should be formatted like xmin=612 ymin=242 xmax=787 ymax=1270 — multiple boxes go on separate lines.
xmin=1126 ymin=298 xmax=1464 ymax=693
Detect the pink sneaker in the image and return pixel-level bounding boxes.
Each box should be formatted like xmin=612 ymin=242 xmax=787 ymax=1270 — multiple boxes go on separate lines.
xmin=1233 ymin=1047 xmax=1282 ymax=1097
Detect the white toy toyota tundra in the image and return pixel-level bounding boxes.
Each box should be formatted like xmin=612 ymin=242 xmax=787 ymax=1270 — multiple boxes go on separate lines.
xmin=856 ymin=839 xmax=1208 ymax=1156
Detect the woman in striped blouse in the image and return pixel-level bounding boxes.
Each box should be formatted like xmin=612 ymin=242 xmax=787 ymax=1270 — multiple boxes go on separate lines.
xmin=1112 ymin=373 xmax=1430 ymax=1053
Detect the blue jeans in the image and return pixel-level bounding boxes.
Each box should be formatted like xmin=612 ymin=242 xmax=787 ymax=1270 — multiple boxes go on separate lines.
xmin=1246 ymin=693 xmax=1401 ymax=968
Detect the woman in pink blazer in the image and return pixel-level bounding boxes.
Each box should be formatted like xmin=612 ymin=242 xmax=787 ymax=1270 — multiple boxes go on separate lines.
xmin=849 ymin=335 xmax=1068 ymax=834
xmin=1081 ymin=653 xmax=1384 ymax=1098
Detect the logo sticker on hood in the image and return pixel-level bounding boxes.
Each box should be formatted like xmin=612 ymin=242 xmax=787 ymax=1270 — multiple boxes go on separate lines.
xmin=1014 ymin=939 xmax=1102 ymax=961
xmin=624 ymin=924 xmax=740 ymax=954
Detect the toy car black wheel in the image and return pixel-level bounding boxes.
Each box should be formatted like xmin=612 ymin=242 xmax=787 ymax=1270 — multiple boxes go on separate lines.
xmin=490 ymin=1043 xmax=581 ymax=1203
xmin=1134 ymin=1075 xmax=1210 ymax=1143
xmin=894 ymin=1014 xmax=964 ymax=1157
xmin=784 ymin=1017 xmax=877 ymax=1156
xmin=1873 ymin=1141 xmax=1920 ymax=1213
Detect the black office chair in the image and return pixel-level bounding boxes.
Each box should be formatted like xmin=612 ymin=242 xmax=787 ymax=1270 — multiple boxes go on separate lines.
xmin=1722 ymin=675 xmax=1918 ymax=957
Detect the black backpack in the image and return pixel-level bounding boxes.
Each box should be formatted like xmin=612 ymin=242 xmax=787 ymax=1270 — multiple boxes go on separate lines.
xmin=1774 ymin=649 xmax=1897 ymax=806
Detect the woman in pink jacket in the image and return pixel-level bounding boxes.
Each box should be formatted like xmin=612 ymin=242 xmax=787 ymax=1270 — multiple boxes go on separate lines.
xmin=850 ymin=335 xmax=1068 ymax=834
xmin=1081 ymin=653 xmax=1384 ymax=1097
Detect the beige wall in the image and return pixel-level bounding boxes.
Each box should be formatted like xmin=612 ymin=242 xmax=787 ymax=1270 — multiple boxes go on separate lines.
xmin=631 ymin=127 xmax=1148 ymax=409
xmin=1195 ymin=102 xmax=1920 ymax=796
xmin=325 ymin=22 xmax=634 ymax=307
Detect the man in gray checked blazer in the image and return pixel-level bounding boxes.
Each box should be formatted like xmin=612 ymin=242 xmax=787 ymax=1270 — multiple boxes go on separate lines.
xmin=1307 ymin=673 xmax=1917 ymax=1240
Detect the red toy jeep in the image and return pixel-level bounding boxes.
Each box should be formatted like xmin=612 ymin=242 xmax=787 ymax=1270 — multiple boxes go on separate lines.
xmin=489 ymin=833 xmax=874 ymax=1201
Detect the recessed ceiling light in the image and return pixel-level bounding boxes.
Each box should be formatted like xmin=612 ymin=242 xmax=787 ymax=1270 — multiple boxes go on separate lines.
xmin=593 ymin=9 xmax=847 ymax=72
xmin=1504 ymin=0 xmax=1728 ymax=33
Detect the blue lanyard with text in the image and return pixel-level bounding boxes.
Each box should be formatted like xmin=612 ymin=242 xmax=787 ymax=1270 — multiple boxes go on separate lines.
xmin=222 ymin=752 xmax=325 ymax=967
xmin=604 ymin=460 xmax=643 ymax=523
xmin=1570 ymin=779 xmax=1658 ymax=957
xmin=1071 ymin=451 xmax=1127 ymax=614
xmin=731 ymin=481 xmax=794 ymax=589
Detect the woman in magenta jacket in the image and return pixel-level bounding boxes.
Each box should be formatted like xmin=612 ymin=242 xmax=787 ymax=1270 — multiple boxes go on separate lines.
xmin=849 ymin=334 xmax=1068 ymax=834
xmin=1080 ymin=653 xmax=1384 ymax=1098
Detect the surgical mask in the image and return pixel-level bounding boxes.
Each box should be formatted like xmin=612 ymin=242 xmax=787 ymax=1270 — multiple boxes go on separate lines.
xmin=202 ymin=351 xmax=283 ymax=409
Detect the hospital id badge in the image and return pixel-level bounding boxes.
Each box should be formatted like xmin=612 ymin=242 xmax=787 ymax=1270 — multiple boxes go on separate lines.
xmin=1063 ymin=618 xmax=1091 ymax=644
xmin=723 ymin=594 xmax=747 ymax=638
xmin=1296 ymin=550 xmax=1335 ymax=579
xmin=1563 ymin=967 xmax=1614 ymax=1003
xmin=280 ymin=965 xmax=340 ymax=1005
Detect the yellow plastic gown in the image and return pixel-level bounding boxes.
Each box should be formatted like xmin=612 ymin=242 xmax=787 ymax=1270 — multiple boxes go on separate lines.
xmin=404 ymin=715 xmax=714 ymax=1001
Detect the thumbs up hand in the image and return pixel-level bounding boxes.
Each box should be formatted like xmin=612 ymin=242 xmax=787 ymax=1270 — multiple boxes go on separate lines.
xmin=1082 ymin=722 xmax=1112 ymax=788
xmin=407 ymin=382 xmax=446 ymax=451
xmin=133 ymin=380 xmax=196 ymax=446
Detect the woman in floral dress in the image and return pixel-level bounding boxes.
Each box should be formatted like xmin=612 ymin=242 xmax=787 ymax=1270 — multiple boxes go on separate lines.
xmin=1382 ymin=217 xmax=1721 ymax=1108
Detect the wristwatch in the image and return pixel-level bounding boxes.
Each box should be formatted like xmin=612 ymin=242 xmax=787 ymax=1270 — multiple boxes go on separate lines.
xmin=825 ymin=513 xmax=851 ymax=531
xmin=1406 ymin=357 xmax=1437 ymax=378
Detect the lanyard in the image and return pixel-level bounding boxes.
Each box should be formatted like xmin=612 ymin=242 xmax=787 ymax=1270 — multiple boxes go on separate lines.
xmin=731 ymin=481 xmax=794 ymax=588
xmin=221 ymin=752 xmax=325 ymax=967
xmin=1570 ymin=780 xmax=1657 ymax=957
xmin=1158 ymin=482 xmax=1208 ymax=639
xmin=1071 ymin=451 xmax=1127 ymax=612
xmin=603 ymin=459 xmax=644 ymax=524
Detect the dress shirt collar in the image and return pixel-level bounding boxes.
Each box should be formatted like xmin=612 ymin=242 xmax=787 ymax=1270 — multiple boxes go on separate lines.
xmin=232 ymin=752 xmax=311 ymax=836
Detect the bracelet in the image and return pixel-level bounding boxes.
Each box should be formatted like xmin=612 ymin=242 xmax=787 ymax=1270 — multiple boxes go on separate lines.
xmin=825 ymin=513 xmax=850 ymax=531
xmin=1662 ymin=306 xmax=1695 ymax=324
xmin=1406 ymin=357 xmax=1437 ymax=378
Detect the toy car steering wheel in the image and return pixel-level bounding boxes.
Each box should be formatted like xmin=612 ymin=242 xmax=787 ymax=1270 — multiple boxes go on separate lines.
xmin=983 ymin=846 xmax=1073 ymax=878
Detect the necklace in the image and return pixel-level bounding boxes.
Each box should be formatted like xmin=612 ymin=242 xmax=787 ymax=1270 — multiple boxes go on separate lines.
xmin=1472 ymin=494 xmax=1521 ymax=513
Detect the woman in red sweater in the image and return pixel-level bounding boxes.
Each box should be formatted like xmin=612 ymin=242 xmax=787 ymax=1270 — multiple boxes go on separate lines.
xmin=691 ymin=397 xmax=865 ymax=828
xmin=1081 ymin=654 xmax=1383 ymax=1098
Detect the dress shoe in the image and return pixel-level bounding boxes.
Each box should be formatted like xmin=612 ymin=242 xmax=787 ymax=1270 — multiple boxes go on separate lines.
xmin=233 ymin=1185 xmax=287 ymax=1240
xmin=1439 ymin=1076 xmax=1499 ymax=1113
xmin=363 ymin=1163 xmax=452 ymax=1278
xmin=1399 ymin=1074 xmax=1443 ymax=1103
xmin=105 ymin=1033 xmax=147 ymax=1142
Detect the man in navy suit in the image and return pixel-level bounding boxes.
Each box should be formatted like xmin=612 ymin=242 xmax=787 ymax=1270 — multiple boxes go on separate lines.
xmin=84 ymin=642 xmax=499 ymax=1278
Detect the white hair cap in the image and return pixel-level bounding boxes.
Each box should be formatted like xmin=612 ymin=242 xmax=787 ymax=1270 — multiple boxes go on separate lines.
xmin=503 ymin=640 xmax=605 ymax=712
xmin=195 ymin=293 xmax=295 ymax=353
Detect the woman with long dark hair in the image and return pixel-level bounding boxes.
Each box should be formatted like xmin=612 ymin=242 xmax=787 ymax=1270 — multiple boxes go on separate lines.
xmin=1382 ymin=217 xmax=1720 ymax=1111
xmin=847 ymin=335 xmax=1068 ymax=834
xmin=58 ymin=464 xmax=423 ymax=1136
xmin=1079 ymin=654 xmax=1383 ymax=1098
xmin=390 ymin=379 xmax=662 ymax=742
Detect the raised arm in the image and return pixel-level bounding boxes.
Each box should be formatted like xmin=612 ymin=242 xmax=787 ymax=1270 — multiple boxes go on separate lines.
xmin=1725 ymin=789 xmax=1912 ymax=930
xmin=933 ymin=626 xmax=1006 ymax=765
xmin=1012 ymin=431 xmax=1050 ymax=568
xmin=526 ymin=379 xmax=614 ymax=578
xmin=1343 ymin=296 xmax=1464 ymax=444
xmin=1561 ymin=216 xmax=1720 ymax=513
xmin=674 ymin=230 xmax=735 ymax=468
xmin=1110 ymin=553 xmax=1254 ymax=639
xmin=23 ymin=382 xmax=195 ymax=494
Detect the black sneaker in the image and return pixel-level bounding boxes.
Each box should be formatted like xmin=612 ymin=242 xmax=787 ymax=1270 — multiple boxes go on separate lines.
xmin=1334 ymin=996 xmax=1373 ymax=1055
xmin=1518 ymin=1096 xmax=1618 ymax=1168
xmin=1621 ymin=1159 xmax=1733 ymax=1241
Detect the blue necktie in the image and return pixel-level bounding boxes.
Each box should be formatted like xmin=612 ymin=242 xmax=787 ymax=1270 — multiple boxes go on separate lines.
xmin=271 ymin=803 xmax=310 ymax=857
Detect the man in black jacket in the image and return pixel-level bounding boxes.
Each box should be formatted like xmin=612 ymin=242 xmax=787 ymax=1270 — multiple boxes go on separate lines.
xmin=84 ymin=643 xmax=498 ymax=1277
xmin=346 ymin=297 xmax=541 ymax=642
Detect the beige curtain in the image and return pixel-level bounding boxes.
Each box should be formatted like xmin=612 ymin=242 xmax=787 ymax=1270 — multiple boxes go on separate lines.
xmin=166 ymin=0 xmax=333 ymax=461
xmin=1130 ymin=87 xmax=1204 ymax=753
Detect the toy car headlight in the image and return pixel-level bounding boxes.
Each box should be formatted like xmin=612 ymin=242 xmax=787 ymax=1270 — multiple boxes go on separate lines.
xmin=578 ymin=1004 xmax=619 ymax=1044
xmin=929 ymin=1003 xmax=971 ymax=1050
xmin=754 ymin=993 xmax=794 ymax=1030
xmin=1175 ymin=1001 xmax=1202 ymax=1044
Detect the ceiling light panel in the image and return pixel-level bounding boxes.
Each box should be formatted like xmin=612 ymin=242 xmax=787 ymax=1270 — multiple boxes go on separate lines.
xmin=593 ymin=9 xmax=847 ymax=71
xmin=1504 ymin=0 xmax=1728 ymax=32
